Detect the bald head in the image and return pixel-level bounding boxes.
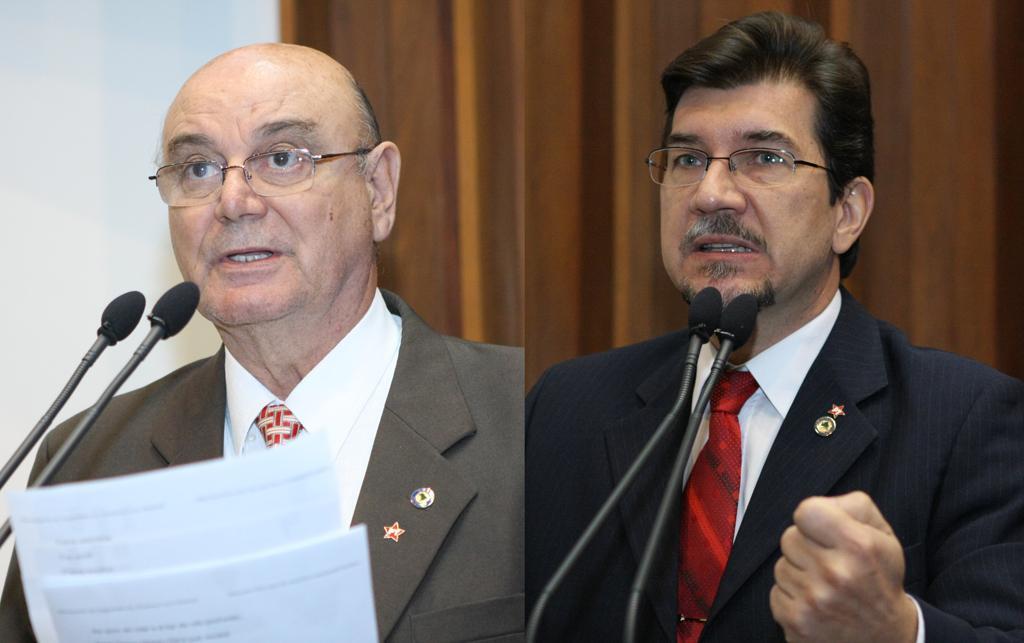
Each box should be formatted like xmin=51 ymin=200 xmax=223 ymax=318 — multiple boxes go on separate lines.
xmin=162 ymin=43 xmax=379 ymax=164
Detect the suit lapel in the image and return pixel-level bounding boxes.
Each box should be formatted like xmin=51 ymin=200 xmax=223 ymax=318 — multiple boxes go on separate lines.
xmin=150 ymin=349 xmax=226 ymax=466
xmin=353 ymin=291 xmax=477 ymax=640
xmin=603 ymin=344 xmax=688 ymax=642
xmin=709 ymin=291 xmax=889 ymax=620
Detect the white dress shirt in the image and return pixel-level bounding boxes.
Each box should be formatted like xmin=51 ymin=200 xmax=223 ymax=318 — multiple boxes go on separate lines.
xmin=222 ymin=288 xmax=402 ymax=529
xmin=686 ymin=290 xmax=841 ymax=531
xmin=686 ymin=289 xmax=925 ymax=642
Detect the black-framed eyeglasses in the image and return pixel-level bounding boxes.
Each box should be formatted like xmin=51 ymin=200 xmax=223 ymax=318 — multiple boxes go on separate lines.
xmin=148 ymin=147 xmax=372 ymax=206
xmin=645 ymin=147 xmax=833 ymax=188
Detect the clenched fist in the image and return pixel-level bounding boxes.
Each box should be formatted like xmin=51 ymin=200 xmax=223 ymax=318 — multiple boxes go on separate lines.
xmin=769 ymin=491 xmax=918 ymax=643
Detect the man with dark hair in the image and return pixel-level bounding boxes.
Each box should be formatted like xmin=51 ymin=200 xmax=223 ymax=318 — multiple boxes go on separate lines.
xmin=1 ymin=43 xmax=524 ymax=642
xmin=527 ymin=12 xmax=1023 ymax=642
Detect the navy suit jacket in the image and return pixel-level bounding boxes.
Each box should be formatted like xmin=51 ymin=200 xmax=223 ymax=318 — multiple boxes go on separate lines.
xmin=526 ymin=290 xmax=1024 ymax=642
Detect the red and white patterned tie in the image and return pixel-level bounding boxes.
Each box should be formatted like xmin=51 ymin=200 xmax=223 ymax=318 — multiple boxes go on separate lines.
xmin=677 ymin=370 xmax=759 ymax=642
xmin=256 ymin=402 xmax=305 ymax=447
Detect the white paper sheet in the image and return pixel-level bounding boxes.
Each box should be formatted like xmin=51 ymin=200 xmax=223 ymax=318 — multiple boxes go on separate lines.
xmin=43 ymin=527 xmax=376 ymax=643
xmin=7 ymin=432 xmax=378 ymax=642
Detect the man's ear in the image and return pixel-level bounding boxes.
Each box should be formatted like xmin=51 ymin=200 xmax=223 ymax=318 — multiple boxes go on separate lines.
xmin=833 ymin=176 xmax=874 ymax=254
xmin=364 ymin=141 xmax=401 ymax=242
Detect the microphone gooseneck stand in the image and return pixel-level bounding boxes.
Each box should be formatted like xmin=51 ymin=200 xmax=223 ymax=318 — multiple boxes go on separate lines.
xmin=0 ymin=291 xmax=145 ymax=493
xmin=0 ymin=283 xmax=198 ymax=549
xmin=526 ymin=287 xmax=723 ymax=643
xmin=623 ymin=293 xmax=758 ymax=643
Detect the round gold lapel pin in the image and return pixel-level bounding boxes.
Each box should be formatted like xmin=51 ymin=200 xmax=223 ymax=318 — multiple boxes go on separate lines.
xmin=410 ymin=487 xmax=435 ymax=509
xmin=814 ymin=416 xmax=837 ymax=437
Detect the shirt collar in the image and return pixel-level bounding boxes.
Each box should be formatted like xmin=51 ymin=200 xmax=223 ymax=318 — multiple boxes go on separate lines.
xmin=696 ymin=289 xmax=842 ymax=418
xmin=224 ymin=288 xmax=402 ymax=454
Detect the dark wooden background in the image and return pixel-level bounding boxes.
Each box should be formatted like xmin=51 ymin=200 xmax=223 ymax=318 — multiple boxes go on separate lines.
xmin=282 ymin=0 xmax=525 ymax=348
xmin=283 ymin=0 xmax=1024 ymax=387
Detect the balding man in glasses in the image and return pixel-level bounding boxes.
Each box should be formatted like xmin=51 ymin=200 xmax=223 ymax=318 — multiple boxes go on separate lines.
xmin=1 ymin=43 xmax=523 ymax=643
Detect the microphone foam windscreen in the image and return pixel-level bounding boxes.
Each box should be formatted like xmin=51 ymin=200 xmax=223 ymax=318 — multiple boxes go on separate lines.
xmin=688 ymin=287 xmax=723 ymax=342
xmin=150 ymin=282 xmax=200 ymax=338
xmin=718 ymin=294 xmax=758 ymax=348
xmin=98 ymin=291 xmax=146 ymax=344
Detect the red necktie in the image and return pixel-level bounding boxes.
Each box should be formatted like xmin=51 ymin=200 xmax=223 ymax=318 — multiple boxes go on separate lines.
xmin=256 ymin=402 xmax=306 ymax=447
xmin=677 ymin=370 xmax=758 ymax=642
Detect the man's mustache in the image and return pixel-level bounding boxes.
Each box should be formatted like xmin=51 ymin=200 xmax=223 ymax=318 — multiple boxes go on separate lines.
xmin=681 ymin=214 xmax=768 ymax=253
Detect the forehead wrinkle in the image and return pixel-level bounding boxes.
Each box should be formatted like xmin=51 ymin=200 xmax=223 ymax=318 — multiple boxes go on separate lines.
xmin=254 ymin=119 xmax=330 ymax=149
xmin=259 ymin=119 xmax=318 ymax=138
xmin=165 ymin=133 xmax=217 ymax=160
xmin=742 ymin=129 xmax=800 ymax=151
xmin=161 ymin=45 xmax=363 ymax=160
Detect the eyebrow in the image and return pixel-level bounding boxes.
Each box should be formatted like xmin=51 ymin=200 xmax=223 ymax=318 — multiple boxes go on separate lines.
xmin=663 ymin=129 xmax=802 ymax=152
xmin=742 ymin=129 xmax=800 ymax=150
xmin=165 ymin=133 xmax=216 ymax=160
xmin=665 ymin=133 xmax=702 ymax=147
xmin=256 ymin=119 xmax=320 ymax=141
xmin=163 ymin=120 xmax=324 ymax=162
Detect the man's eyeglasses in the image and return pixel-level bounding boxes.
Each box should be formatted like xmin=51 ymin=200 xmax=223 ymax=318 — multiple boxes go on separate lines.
xmin=646 ymin=147 xmax=833 ymax=188
xmin=148 ymin=147 xmax=372 ymax=206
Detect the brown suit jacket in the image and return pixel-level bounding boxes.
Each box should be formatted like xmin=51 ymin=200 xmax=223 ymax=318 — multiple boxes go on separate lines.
xmin=0 ymin=291 xmax=524 ymax=642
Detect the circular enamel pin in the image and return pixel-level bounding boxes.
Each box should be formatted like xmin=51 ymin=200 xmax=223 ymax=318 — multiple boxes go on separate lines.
xmin=814 ymin=416 xmax=837 ymax=437
xmin=410 ymin=487 xmax=435 ymax=509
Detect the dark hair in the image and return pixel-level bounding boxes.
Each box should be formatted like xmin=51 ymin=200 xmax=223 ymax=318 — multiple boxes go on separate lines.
xmin=352 ymin=80 xmax=382 ymax=147
xmin=348 ymin=79 xmax=382 ymax=175
xmin=661 ymin=12 xmax=873 ymax=278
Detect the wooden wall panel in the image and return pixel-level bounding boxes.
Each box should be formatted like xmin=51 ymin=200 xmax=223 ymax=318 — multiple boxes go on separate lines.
xmin=525 ymin=0 xmax=1023 ymax=385
xmin=284 ymin=1 xmax=1022 ymax=382
xmin=457 ymin=0 xmax=525 ymax=343
xmin=282 ymin=0 xmax=524 ymax=347
xmin=995 ymin=0 xmax=1024 ymax=378
xmin=524 ymin=0 xmax=583 ymax=377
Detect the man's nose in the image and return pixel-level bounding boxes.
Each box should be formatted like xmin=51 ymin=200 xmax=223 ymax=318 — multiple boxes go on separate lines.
xmin=690 ymin=158 xmax=745 ymax=215
xmin=215 ymin=165 xmax=267 ymax=222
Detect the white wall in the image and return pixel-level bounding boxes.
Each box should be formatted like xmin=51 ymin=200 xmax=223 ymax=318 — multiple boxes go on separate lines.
xmin=0 ymin=0 xmax=279 ymax=586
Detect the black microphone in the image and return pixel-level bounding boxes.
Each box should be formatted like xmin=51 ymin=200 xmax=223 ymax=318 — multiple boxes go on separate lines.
xmin=673 ymin=288 xmax=725 ymax=424
xmin=624 ymin=294 xmax=758 ymax=642
xmin=526 ymin=288 xmax=723 ymax=643
xmin=0 ymin=283 xmax=199 ymax=548
xmin=0 ymin=291 xmax=145 ymax=493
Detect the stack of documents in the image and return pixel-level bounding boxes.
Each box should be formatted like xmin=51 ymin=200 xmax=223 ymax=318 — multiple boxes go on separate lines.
xmin=7 ymin=432 xmax=378 ymax=642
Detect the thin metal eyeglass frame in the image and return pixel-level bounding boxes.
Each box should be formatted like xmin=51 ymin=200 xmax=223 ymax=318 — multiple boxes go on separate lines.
xmin=645 ymin=146 xmax=833 ymax=187
xmin=147 ymin=147 xmax=373 ymax=204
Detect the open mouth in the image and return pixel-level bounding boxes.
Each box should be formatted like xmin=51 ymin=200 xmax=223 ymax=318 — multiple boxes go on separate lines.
xmin=699 ymin=243 xmax=753 ymax=254
xmin=225 ymin=251 xmax=274 ymax=263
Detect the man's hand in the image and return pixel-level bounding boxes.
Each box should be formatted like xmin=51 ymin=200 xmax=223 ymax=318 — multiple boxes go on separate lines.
xmin=769 ymin=491 xmax=918 ymax=643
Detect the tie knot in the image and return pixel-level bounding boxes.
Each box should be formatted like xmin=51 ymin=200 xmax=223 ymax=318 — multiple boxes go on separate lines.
xmin=256 ymin=402 xmax=305 ymax=447
xmin=710 ymin=370 xmax=758 ymax=415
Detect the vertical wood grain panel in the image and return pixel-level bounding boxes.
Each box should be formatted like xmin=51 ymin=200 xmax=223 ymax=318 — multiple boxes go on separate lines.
xmin=950 ymin=0 xmax=996 ymax=364
xmin=453 ymin=0 xmax=484 ymax=340
xmin=908 ymin=0 xmax=956 ymax=350
xmin=842 ymin=1 xmax=911 ymax=321
xmin=577 ymin=0 xmax=614 ymax=355
xmin=473 ymin=0 xmax=526 ymax=344
xmin=288 ymin=1 xmax=1021 ymax=381
xmin=384 ymin=1 xmax=462 ymax=336
xmin=995 ymin=0 xmax=1024 ymax=377
xmin=284 ymin=0 xmax=524 ymax=347
xmin=524 ymin=0 xmax=583 ymax=383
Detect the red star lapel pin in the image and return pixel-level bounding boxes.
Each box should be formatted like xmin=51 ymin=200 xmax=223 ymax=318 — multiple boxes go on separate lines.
xmin=383 ymin=522 xmax=406 ymax=543
xmin=828 ymin=404 xmax=846 ymax=418
xmin=382 ymin=522 xmax=405 ymax=540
